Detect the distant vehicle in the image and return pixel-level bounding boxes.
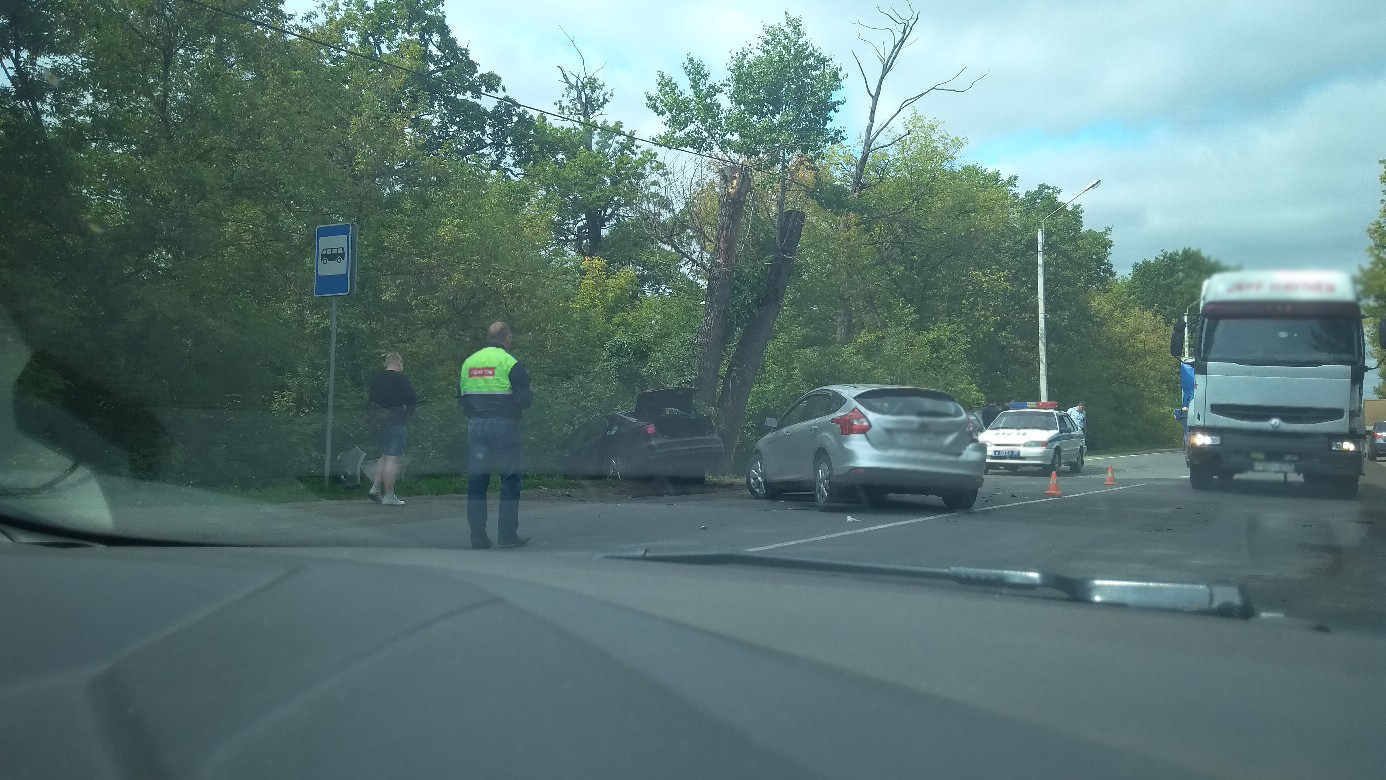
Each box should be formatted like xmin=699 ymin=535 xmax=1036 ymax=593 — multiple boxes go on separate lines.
xmin=1371 ymin=421 xmax=1386 ymax=461
xmin=978 ymin=403 xmax=1086 ymax=474
xmin=560 ymin=388 xmax=723 ymax=481
xmin=745 ymin=385 xmax=985 ymax=511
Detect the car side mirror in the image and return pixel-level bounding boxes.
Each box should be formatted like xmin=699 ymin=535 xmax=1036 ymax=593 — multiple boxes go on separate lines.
xmin=764 ymin=417 xmax=779 ymax=430
xmin=1170 ymin=318 xmax=1185 ymax=358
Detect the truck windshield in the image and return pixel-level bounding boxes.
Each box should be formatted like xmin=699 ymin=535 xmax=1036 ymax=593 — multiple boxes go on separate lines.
xmin=1200 ymin=317 xmax=1361 ymax=365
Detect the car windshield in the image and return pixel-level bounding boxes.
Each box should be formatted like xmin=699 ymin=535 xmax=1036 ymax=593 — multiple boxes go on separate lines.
xmin=989 ymin=411 xmax=1058 ymax=431
xmin=3 ymin=0 xmax=1385 ymax=647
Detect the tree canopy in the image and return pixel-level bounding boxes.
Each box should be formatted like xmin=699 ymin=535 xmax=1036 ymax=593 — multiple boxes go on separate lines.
xmin=1 ymin=0 xmax=1202 ymax=485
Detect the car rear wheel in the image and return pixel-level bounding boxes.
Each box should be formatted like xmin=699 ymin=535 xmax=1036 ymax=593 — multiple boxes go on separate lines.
xmin=942 ymin=489 xmax=978 ymax=510
xmin=813 ymin=454 xmax=839 ymax=511
xmin=1048 ymin=448 xmax=1061 ymax=475
xmin=746 ymin=453 xmax=779 ymax=499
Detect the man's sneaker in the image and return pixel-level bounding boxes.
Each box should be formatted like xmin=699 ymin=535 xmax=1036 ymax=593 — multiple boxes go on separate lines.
xmin=381 ymin=494 xmax=405 ymax=506
xmin=470 ymin=537 xmax=493 ymax=550
xmin=367 ymin=490 xmax=382 ymax=503
xmin=496 ymin=536 xmax=530 ymax=548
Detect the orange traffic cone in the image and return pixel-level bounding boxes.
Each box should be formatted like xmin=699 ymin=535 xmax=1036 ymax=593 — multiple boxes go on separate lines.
xmin=1104 ymin=465 xmax=1117 ymax=486
xmin=1045 ymin=471 xmax=1062 ymax=497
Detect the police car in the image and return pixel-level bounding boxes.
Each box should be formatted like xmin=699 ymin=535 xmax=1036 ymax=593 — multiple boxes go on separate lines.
xmin=977 ymin=402 xmax=1086 ymax=474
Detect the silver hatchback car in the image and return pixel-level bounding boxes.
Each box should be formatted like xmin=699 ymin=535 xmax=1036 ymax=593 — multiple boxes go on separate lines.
xmin=746 ymin=385 xmax=987 ymax=510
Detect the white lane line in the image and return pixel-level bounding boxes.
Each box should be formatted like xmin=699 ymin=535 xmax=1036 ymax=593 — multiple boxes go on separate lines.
xmin=744 ymin=483 xmax=1148 ymax=552
xmin=1087 ymin=451 xmax=1178 ymax=461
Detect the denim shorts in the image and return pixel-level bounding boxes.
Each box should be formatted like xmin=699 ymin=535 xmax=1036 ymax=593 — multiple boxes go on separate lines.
xmin=376 ymin=424 xmax=407 ymax=456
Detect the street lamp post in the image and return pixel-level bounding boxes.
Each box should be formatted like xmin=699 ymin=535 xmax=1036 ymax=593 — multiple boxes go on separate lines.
xmin=1037 ymin=178 xmax=1100 ymax=402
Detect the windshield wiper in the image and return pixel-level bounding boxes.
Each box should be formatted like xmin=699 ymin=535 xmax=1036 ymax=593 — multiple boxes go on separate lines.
xmin=608 ymin=551 xmax=1254 ymax=619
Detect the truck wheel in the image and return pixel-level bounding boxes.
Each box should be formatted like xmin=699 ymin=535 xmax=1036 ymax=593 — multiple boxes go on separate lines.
xmin=1332 ymin=476 xmax=1360 ymax=499
xmin=1189 ymin=465 xmax=1215 ymax=490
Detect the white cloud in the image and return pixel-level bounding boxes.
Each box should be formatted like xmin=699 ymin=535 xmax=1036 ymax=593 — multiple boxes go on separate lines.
xmin=289 ymin=0 xmax=1386 ymax=275
xmin=993 ymin=75 xmax=1386 ymax=273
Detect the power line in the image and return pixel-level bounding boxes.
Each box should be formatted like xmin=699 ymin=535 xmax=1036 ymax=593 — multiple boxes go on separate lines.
xmin=175 ymin=0 xmax=748 ymax=170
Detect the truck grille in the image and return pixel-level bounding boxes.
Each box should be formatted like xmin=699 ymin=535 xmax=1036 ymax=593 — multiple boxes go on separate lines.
xmin=1210 ymin=404 xmax=1343 ymax=425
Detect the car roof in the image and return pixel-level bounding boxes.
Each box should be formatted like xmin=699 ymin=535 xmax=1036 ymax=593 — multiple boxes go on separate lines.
xmin=812 ymin=384 xmax=947 ymax=397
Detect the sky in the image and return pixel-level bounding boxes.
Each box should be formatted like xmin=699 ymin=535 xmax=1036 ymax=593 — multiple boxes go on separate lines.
xmin=289 ymin=0 xmax=1386 ymax=276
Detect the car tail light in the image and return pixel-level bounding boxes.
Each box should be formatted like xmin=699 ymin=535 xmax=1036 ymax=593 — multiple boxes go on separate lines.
xmin=830 ymin=408 xmax=871 ymax=435
xmin=643 ymin=423 xmax=657 ymax=436
xmin=1375 ymin=432 xmax=1385 ymax=440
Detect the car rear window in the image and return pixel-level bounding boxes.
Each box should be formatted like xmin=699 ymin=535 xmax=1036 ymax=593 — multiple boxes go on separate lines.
xmin=855 ymin=389 xmax=961 ymax=417
xmin=1375 ymin=421 xmax=1386 ymax=431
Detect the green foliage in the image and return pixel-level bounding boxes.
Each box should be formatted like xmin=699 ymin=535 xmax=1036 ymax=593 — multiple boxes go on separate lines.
xmin=1075 ymin=286 xmax=1185 ymax=450
xmin=1 ymin=0 xmax=1187 ymax=487
xmin=1359 ymin=160 xmax=1386 ymax=395
xmin=646 ymin=13 xmax=845 ymax=168
xmin=1121 ymin=247 xmax=1232 ymax=325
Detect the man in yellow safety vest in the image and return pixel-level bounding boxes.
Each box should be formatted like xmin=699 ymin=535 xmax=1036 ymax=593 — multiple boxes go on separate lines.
xmin=458 ymin=321 xmax=534 ymax=548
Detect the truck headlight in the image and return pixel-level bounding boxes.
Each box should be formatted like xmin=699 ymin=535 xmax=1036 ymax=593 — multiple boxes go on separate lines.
xmin=1330 ymin=440 xmax=1358 ymax=452
xmin=1189 ymin=432 xmax=1221 ymax=447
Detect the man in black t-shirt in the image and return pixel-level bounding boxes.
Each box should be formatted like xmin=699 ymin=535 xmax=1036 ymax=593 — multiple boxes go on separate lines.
xmin=365 ymin=352 xmax=417 ymax=505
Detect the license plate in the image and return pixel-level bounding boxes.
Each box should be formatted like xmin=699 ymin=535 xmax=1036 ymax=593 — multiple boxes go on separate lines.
xmin=992 ymin=449 xmax=1020 ymax=458
xmin=1252 ymin=462 xmax=1295 ymax=473
xmin=895 ymin=432 xmax=940 ymax=447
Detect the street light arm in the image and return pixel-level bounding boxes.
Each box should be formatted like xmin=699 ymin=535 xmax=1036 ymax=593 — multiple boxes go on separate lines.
xmin=1042 ymin=178 xmax=1102 ymax=223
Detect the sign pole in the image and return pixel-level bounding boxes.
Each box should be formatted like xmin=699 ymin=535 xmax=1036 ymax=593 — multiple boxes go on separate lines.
xmin=314 ymin=222 xmax=355 ymax=487
xmin=324 ymin=296 xmax=339 ymax=486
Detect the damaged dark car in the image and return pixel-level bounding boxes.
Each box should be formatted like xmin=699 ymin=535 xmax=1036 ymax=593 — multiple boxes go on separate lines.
xmin=560 ymin=388 xmax=724 ymax=481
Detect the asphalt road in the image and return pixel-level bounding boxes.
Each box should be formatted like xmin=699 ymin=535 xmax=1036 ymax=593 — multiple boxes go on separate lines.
xmin=340 ymin=451 xmax=1386 ymax=634
xmin=84 ymin=450 xmax=1386 ymax=634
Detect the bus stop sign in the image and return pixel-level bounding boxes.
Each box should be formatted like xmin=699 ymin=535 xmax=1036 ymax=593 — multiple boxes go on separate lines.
xmin=314 ymin=223 xmax=356 ymax=297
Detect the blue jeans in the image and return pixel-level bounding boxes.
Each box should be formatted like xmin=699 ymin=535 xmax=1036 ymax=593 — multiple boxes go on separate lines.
xmin=467 ymin=418 xmax=522 ymax=540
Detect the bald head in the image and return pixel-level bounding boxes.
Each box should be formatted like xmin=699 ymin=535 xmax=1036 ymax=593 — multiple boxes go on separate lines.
xmin=384 ymin=352 xmax=403 ymax=371
xmin=487 ymin=321 xmax=512 ymax=348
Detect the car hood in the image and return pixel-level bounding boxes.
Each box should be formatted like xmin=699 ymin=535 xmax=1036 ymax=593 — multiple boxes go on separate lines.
xmin=979 ymin=428 xmax=1056 ymax=443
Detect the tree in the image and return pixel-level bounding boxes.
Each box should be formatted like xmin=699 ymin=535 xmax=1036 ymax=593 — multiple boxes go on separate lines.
xmin=647 ymin=14 xmax=845 ymax=463
xmin=1357 ymin=160 xmax=1386 ymax=394
xmin=1123 ymin=247 xmax=1231 ymax=325
xmin=524 ymin=37 xmax=661 ymax=260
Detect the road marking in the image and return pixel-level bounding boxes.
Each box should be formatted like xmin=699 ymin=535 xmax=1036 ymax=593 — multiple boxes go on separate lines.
xmin=1087 ymin=451 xmax=1178 ymax=461
xmin=744 ymin=483 xmax=1147 ymax=552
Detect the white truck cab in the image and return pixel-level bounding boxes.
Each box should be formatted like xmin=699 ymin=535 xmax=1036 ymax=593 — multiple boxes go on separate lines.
xmin=1171 ymin=269 xmax=1384 ymax=496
